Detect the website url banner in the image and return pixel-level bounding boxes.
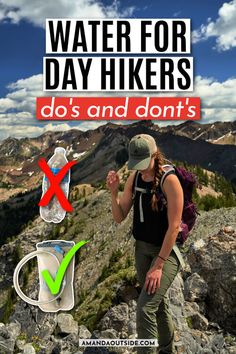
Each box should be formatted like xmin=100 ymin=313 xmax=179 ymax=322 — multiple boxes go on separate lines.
xmin=78 ymin=339 xmax=159 ymax=347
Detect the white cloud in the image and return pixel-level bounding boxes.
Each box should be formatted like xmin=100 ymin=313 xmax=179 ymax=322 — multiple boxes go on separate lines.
xmin=193 ymin=76 xmax=236 ymax=108
xmin=0 ymin=73 xmax=236 ymax=140
xmin=0 ymin=8 xmax=5 ymax=21
xmin=201 ymin=108 xmax=236 ymax=122
xmin=0 ymin=118 xmax=106 ymax=140
xmin=173 ymin=11 xmax=181 ymax=17
xmin=0 ymin=0 xmax=135 ymax=28
xmin=0 ymin=122 xmax=75 ymax=140
xmin=192 ymin=0 xmax=236 ymax=51
xmin=0 ymin=98 xmax=17 ymax=112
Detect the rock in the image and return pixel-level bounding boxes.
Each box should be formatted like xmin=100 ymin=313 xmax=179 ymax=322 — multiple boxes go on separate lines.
xmin=189 ymin=328 xmax=211 ymax=347
xmin=127 ymin=300 xmax=137 ymax=312
xmin=120 ymin=330 xmax=128 ymax=339
xmin=78 ymin=324 xmax=91 ymax=339
xmin=10 ymin=303 xmax=57 ymax=339
xmin=168 ymin=273 xmax=185 ymax=307
xmin=190 ymin=238 xmax=206 ymax=251
xmin=187 ymin=312 xmax=209 ymax=331
xmin=56 ymin=314 xmax=78 ymax=336
xmin=184 ymin=273 xmax=208 ymax=302
xmin=98 ymin=303 xmax=129 ymax=333
xmin=0 ymin=323 xmax=10 ymax=339
xmin=187 ymin=228 xmax=236 ymax=334
xmin=127 ymin=314 xmax=136 ymax=338
xmin=83 ymin=346 xmax=110 ymax=354
xmin=62 ymin=333 xmax=80 ymax=352
xmin=167 ymin=274 xmax=186 ymax=330
xmin=222 ymin=226 xmax=235 ymax=234
xmin=116 ymin=285 xmax=139 ymax=303
xmin=99 ymin=329 xmax=119 ymax=338
xmin=0 ymin=321 xmax=21 ymax=354
xmin=198 ymin=301 xmax=207 ymax=315
xmin=23 ymin=343 xmax=36 ymax=354
xmin=6 ymin=321 xmax=21 ymax=338
xmin=50 ymin=343 xmax=62 ymax=354
xmin=16 ymin=338 xmax=26 ymax=351
xmin=91 ymin=330 xmax=100 ymax=338
xmin=211 ymin=333 xmax=226 ymax=351
xmin=184 ymin=301 xmax=200 ymax=316
xmin=207 ymin=322 xmax=221 ymax=331
xmin=0 ymin=339 xmax=15 ymax=353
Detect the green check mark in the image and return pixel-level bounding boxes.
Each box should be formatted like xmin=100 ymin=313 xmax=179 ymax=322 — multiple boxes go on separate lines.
xmin=41 ymin=240 xmax=89 ymax=295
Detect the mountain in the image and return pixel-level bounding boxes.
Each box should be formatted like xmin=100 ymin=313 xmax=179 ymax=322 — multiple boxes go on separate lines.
xmin=0 ymin=120 xmax=236 ymax=204
xmin=0 ymin=119 xmax=236 ymax=353
xmin=160 ymin=120 xmax=236 ymax=144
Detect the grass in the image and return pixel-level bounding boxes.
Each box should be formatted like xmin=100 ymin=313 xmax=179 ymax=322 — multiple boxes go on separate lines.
xmin=2 ymin=288 xmax=16 ymax=323
xmin=74 ymin=264 xmax=136 ymax=332
xmin=186 ymin=316 xmax=193 ymax=329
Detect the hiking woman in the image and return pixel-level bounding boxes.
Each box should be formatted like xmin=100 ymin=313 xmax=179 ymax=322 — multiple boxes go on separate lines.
xmin=106 ymin=134 xmax=185 ymax=354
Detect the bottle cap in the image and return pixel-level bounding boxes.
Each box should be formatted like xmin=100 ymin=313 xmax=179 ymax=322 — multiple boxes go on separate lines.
xmin=54 ymin=147 xmax=66 ymax=154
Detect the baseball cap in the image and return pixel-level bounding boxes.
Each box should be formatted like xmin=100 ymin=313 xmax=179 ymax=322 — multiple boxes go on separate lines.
xmin=128 ymin=134 xmax=157 ymax=170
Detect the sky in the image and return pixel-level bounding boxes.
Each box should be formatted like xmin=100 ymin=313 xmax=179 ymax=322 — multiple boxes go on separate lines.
xmin=0 ymin=0 xmax=236 ymax=140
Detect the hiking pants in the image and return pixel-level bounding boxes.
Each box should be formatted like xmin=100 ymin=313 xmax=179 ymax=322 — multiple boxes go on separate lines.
xmin=135 ymin=240 xmax=182 ymax=354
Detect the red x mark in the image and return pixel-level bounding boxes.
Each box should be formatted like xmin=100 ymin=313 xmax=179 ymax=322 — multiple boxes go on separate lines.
xmin=38 ymin=158 xmax=77 ymax=212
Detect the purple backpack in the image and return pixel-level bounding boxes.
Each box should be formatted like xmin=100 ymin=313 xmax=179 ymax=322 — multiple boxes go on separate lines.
xmin=160 ymin=163 xmax=199 ymax=244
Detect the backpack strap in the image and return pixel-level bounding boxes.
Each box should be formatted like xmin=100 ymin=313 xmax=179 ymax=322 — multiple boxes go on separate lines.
xmin=132 ymin=171 xmax=148 ymax=223
xmin=132 ymin=165 xmax=175 ymax=223
xmin=160 ymin=165 xmax=176 ymax=198
xmin=132 ymin=170 xmax=139 ymax=200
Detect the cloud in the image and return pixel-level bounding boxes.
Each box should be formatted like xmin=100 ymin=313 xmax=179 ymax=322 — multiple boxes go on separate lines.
xmin=0 ymin=74 xmax=112 ymax=139
xmin=201 ymin=108 xmax=236 ymax=122
xmin=192 ymin=0 xmax=236 ymax=51
xmin=193 ymin=76 xmax=236 ymax=108
xmin=0 ymin=73 xmax=236 ymax=140
xmin=0 ymin=122 xmax=75 ymax=141
xmin=0 ymin=98 xmax=17 ymax=112
xmin=0 ymin=114 xmax=106 ymax=140
xmin=0 ymin=0 xmax=135 ymax=28
xmin=173 ymin=11 xmax=181 ymax=17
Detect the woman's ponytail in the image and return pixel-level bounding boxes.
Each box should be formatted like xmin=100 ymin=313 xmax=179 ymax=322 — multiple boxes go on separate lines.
xmin=151 ymin=149 xmax=165 ymax=211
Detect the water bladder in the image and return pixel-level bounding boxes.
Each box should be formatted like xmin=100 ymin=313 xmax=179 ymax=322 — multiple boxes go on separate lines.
xmin=13 ymin=240 xmax=75 ymax=312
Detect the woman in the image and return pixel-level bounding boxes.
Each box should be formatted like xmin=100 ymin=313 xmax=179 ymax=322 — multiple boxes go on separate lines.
xmin=106 ymin=134 xmax=185 ymax=354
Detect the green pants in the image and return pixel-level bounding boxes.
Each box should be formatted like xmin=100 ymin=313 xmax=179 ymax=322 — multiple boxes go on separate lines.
xmin=135 ymin=240 xmax=181 ymax=354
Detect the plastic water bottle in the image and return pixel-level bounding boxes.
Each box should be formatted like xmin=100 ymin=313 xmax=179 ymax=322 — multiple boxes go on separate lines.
xmin=40 ymin=147 xmax=70 ymax=223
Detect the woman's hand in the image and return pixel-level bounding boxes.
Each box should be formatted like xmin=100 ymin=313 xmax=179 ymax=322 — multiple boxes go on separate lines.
xmin=145 ymin=266 xmax=163 ymax=295
xmin=106 ymin=170 xmax=120 ymax=195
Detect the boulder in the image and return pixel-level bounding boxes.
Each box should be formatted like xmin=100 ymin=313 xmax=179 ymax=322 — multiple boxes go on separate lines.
xmin=187 ymin=229 xmax=236 ymax=334
xmin=56 ymin=314 xmax=78 ymax=336
xmin=187 ymin=312 xmax=209 ymax=331
xmin=23 ymin=343 xmax=36 ymax=354
xmin=184 ymin=273 xmax=208 ymax=302
xmin=78 ymin=324 xmax=91 ymax=339
xmin=98 ymin=303 xmax=129 ymax=333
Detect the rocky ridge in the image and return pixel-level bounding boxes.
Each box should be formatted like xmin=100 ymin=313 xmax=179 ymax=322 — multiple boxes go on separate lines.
xmin=0 ymin=185 xmax=235 ymax=353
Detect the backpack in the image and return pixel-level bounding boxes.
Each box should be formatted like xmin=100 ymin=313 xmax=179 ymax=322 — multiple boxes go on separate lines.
xmin=132 ymin=161 xmax=199 ymax=245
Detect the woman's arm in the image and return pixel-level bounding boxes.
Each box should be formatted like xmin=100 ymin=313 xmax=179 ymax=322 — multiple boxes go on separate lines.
xmin=106 ymin=170 xmax=136 ymax=223
xmin=153 ymin=173 xmax=184 ymax=268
